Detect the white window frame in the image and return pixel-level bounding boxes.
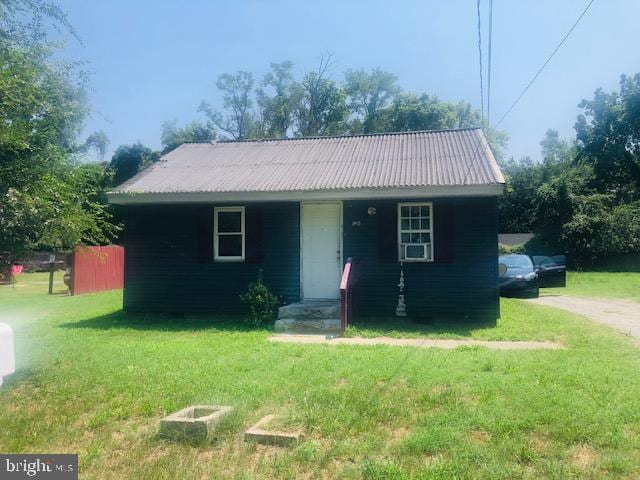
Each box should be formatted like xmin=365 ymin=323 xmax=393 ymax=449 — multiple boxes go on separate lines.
xmin=214 ymin=206 xmax=245 ymax=262
xmin=397 ymin=202 xmax=434 ymax=262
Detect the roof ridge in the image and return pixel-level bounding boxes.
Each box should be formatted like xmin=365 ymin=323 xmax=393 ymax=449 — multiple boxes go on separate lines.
xmin=182 ymin=127 xmax=482 ymax=145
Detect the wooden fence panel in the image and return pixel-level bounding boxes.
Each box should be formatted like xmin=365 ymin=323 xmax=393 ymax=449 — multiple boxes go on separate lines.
xmin=71 ymin=245 xmax=124 ymax=295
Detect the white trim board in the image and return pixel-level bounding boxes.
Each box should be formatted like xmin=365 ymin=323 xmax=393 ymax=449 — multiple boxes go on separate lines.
xmin=398 ymin=202 xmax=434 ymax=263
xmin=107 ymin=184 xmax=504 ymax=205
xmin=213 ymin=206 xmax=245 ymax=262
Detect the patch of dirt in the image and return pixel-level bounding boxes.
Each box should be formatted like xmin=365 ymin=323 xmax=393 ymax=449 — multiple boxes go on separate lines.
xmin=429 ymin=384 xmax=451 ymax=395
xmin=424 ymin=453 xmax=444 ymax=465
xmin=623 ymin=424 xmax=639 ymax=440
xmin=569 ymin=444 xmax=598 ymax=470
xmin=142 ymin=445 xmax=173 ymax=465
xmin=389 ymin=426 xmax=410 ymax=444
xmin=529 ymin=432 xmax=551 ymax=454
xmin=469 ymin=430 xmax=489 ymax=445
xmin=197 ymin=449 xmax=215 ymax=461
xmin=425 ymin=406 xmax=446 ymax=415
xmin=460 ymin=392 xmax=480 ymax=407
xmin=335 ymin=378 xmax=348 ymax=388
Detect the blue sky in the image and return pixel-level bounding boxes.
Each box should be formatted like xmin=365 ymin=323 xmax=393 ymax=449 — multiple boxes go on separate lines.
xmin=59 ymin=0 xmax=640 ymax=161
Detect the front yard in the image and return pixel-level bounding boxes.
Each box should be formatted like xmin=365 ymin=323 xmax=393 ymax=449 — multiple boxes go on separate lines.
xmin=544 ymin=271 xmax=640 ymax=302
xmin=0 ymin=273 xmax=639 ymax=479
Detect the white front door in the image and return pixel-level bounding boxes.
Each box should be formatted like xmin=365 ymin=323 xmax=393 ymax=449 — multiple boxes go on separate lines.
xmin=301 ymin=203 xmax=342 ymax=300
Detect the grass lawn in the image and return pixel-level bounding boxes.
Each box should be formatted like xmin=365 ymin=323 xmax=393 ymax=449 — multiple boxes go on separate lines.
xmin=345 ymin=299 xmax=585 ymax=342
xmin=544 ymin=271 xmax=640 ymax=302
xmin=0 ymin=273 xmax=639 ymax=479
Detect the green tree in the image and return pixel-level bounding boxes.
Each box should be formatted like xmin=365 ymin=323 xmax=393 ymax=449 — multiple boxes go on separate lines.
xmin=256 ymin=61 xmax=299 ymax=138
xmin=453 ymin=101 xmax=482 ymax=128
xmin=200 ymin=71 xmax=256 ymax=140
xmin=0 ymin=0 xmax=117 ymax=272
xmin=109 ymin=143 xmax=160 ymax=186
xmin=610 ymin=202 xmax=640 ymax=254
xmin=497 ymin=128 xmax=626 ymax=266
xmin=293 ymin=56 xmax=348 ymax=137
xmin=79 ymin=130 xmax=110 ymax=160
xmin=575 ymin=73 xmax=640 ymax=201
xmin=378 ymin=93 xmax=456 ymax=132
xmin=498 ymin=157 xmax=541 ymax=233
xmin=344 ymin=68 xmax=399 ymax=133
xmin=499 ymin=131 xmax=585 ymax=228
xmin=559 ymin=193 xmax=613 ymax=265
xmin=540 ymin=129 xmax=570 ymax=165
xmin=161 ymin=120 xmax=216 ymax=153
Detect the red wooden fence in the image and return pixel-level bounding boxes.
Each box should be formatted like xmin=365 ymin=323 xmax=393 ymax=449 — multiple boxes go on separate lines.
xmin=71 ymin=245 xmax=124 ymax=295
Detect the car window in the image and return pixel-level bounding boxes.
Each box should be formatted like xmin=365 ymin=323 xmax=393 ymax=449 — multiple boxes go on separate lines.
xmin=499 ymin=255 xmax=533 ymax=269
xmin=532 ymin=255 xmax=566 ymax=267
xmin=532 ymin=256 xmax=553 ymax=267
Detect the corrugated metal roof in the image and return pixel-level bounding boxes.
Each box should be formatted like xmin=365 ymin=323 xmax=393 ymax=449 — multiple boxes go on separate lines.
xmin=111 ymin=128 xmax=504 ymax=196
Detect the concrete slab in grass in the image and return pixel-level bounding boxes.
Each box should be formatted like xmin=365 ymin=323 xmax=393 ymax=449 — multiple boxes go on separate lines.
xmin=159 ymin=405 xmax=232 ymax=442
xmin=244 ymin=414 xmax=304 ymax=447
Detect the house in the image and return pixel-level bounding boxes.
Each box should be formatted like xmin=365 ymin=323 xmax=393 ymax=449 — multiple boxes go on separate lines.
xmin=498 ymin=233 xmax=534 ymax=248
xmin=107 ymin=128 xmax=505 ymax=326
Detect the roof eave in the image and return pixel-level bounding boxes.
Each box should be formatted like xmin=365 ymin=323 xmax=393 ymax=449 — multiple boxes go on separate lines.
xmin=107 ymin=184 xmax=505 ymax=205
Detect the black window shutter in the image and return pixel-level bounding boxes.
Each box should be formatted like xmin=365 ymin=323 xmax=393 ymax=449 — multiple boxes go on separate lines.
xmin=197 ymin=209 xmax=214 ymax=263
xmin=378 ymin=203 xmax=398 ymax=263
xmin=434 ymin=202 xmax=454 ymax=263
xmin=245 ymin=206 xmax=263 ymax=263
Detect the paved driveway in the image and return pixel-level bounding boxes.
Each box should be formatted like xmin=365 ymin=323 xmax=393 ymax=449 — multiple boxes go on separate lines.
xmin=529 ymin=295 xmax=640 ymax=343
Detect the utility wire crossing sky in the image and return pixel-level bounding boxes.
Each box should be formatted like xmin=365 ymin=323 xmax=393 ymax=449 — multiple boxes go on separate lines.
xmin=60 ymin=0 xmax=640 ymax=161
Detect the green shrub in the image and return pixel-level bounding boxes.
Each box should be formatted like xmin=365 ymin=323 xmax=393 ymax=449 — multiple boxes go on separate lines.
xmin=498 ymin=243 xmax=526 ymax=255
xmin=240 ymin=273 xmax=279 ymax=326
xmin=610 ymin=201 xmax=640 ymax=253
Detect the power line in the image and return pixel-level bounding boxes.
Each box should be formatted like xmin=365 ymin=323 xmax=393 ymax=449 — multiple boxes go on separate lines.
xmin=460 ymin=129 xmax=496 ymax=187
xmin=487 ymin=0 xmax=494 ymax=125
xmin=477 ymin=0 xmax=484 ymax=123
xmin=495 ymin=0 xmax=596 ymax=127
xmin=463 ymin=0 xmax=490 ymax=188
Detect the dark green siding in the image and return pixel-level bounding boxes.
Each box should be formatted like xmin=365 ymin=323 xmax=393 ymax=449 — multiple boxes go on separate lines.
xmin=123 ymin=197 xmax=499 ymax=322
xmin=123 ymin=203 xmax=300 ymax=313
xmin=343 ymin=197 xmax=499 ymax=323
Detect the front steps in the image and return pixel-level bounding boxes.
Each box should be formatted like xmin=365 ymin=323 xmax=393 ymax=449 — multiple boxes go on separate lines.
xmin=275 ymin=301 xmax=341 ymax=334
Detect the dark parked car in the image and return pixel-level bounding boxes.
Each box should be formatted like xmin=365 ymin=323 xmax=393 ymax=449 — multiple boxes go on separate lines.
xmin=498 ymin=254 xmax=540 ymax=298
xmin=532 ymin=255 xmax=567 ymax=288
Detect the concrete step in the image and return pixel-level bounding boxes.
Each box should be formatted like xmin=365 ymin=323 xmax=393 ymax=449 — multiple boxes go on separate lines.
xmin=277 ymin=301 xmax=340 ymax=320
xmin=274 ymin=318 xmax=341 ymax=335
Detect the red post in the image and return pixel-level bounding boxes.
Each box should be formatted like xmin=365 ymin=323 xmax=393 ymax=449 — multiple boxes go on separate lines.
xmin=340 ymin=259 xmax=353 ymax=332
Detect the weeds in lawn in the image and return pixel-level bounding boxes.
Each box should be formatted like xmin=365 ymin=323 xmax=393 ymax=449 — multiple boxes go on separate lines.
xmin=0 ymin=273 xmax=639 ymax=478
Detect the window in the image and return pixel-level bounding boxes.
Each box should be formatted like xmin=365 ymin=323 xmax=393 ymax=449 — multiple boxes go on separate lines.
xmin=214 ymin=207 xmax=245 ymax=261
xmin=398 ymin=202 xmax=433 ymax=262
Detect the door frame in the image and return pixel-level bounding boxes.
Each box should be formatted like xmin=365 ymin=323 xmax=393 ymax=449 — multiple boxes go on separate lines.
xmin=299 ymin=201 xmax=343 ymax=301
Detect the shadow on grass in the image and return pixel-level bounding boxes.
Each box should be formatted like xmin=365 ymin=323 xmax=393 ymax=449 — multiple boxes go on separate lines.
xmin=0 ymin=367 xmax=39 ymax=389
xmin=60 ymin=311 xmax=496 ymax=337
xmin=347 ymin=316 xmax=497 ymax=338
xmin=59 ymin=310 xmax=269 ymax=333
